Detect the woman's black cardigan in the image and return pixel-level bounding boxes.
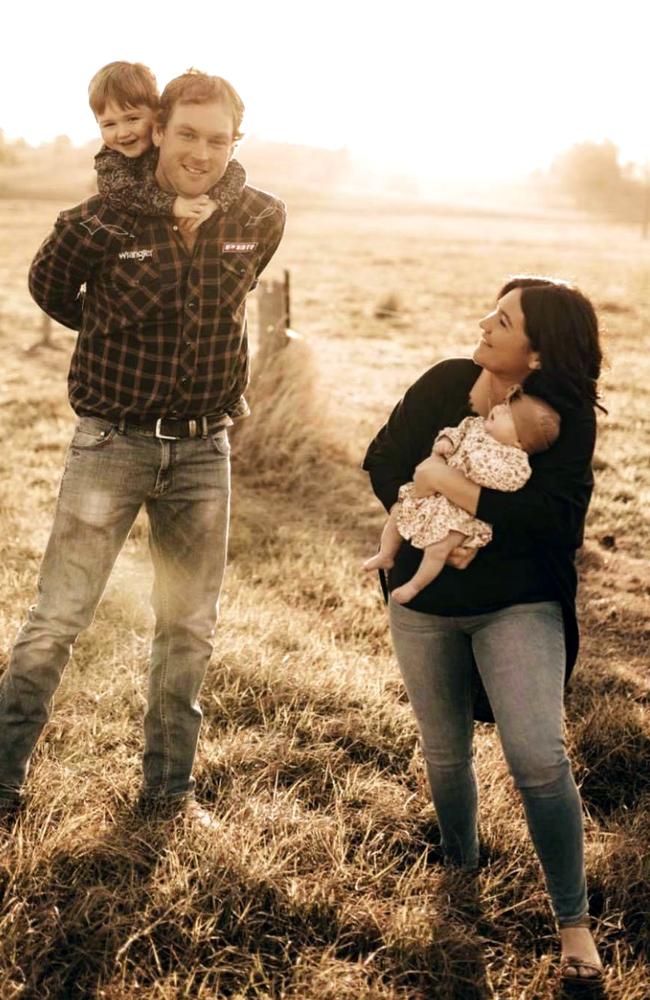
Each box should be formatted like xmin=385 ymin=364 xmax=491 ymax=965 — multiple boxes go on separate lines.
xmin=362 ymin=358 xmax=597 ymax=723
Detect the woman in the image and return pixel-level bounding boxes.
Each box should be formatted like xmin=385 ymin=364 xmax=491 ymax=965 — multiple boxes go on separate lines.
xmin=363 ymin=276 xmax=604 ymax=988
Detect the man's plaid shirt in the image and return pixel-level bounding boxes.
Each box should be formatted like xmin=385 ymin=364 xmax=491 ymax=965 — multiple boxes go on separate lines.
xmin=29 ymin=167 xmax=286 ymax=422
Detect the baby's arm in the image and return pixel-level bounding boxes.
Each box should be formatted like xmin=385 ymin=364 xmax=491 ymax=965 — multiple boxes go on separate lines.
xmin=434 ymin=422 xmax=464 ymax=457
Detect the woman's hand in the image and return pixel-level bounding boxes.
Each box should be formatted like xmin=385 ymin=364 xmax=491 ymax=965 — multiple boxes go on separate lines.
xmin=413 ymin=453 xmax=448 ymax=497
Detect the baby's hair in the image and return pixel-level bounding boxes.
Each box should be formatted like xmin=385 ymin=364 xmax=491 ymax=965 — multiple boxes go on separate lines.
xmin=89 ymin=61 xmax=159 ymax=116
xmin=506 ymin=389 xmax=561 ymax=455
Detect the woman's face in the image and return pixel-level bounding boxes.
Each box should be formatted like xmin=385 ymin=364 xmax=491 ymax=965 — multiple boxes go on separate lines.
xmin=474 ymin=288 xmax=541 ymax=381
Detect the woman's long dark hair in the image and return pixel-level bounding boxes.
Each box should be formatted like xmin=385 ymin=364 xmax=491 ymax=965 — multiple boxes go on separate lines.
xmin=498 ymin=276 xmax=605 ymax=412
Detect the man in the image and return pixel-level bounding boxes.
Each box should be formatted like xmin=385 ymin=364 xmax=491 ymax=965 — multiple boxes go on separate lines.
xmin=0 ymin=70 xmax=286 ymax=827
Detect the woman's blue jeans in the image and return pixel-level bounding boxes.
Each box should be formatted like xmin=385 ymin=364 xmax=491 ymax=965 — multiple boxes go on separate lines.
xmin=389 ymin=598 xmax=589 ymax=927
xmin=0 ymin=416 xmax=231 ymax=804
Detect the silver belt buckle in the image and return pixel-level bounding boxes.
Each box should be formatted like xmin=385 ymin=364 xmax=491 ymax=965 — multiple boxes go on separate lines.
xmin=155 ymin=418 xmax=179 ymax=440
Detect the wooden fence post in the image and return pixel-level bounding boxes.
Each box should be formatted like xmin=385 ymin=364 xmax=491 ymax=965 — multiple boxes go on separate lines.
xmin=41 ymin=312 xmax=53 ymax=346
xmin=26 ymin=311 xmax=58 ymax=353
xmin=257 ymin=269 xmax=298 ymax=362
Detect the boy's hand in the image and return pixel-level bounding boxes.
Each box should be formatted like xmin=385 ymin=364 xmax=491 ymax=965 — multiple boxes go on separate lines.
xmin=173 ymin=195 xmax=211 ymax=220
xmin=177 ymin=199 xmax=218 ymax=233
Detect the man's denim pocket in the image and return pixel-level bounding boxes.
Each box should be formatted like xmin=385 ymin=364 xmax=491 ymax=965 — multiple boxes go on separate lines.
xmin=208 ymin=429 xmax=230 ymax=457
xmin=71 ymin=417 xmax=117 ymax=450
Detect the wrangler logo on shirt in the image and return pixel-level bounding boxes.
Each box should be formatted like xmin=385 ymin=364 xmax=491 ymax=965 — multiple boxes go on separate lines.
xmin=118 ymin=249 xmax=154 ymax=261
xmin=222 ymin=242 xmax=258 ymax=253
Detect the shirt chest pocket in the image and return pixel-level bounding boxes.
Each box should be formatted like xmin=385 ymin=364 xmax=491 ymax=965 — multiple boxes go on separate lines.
xmin=106 ymin=257 xmax=168 ymax=326
xmin=219 ymin=254 xmax=259 ymax=310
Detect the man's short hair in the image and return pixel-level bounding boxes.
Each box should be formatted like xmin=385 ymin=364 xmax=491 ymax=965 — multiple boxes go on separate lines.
xmin=158 ymin=68 xmax=245 ymax=141
xmin=89 ymin=61 xmax=159 ymax=116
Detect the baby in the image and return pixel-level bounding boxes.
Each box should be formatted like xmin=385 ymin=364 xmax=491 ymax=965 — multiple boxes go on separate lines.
xmin=363 ymin=389 xmax=561 ymax=604
xmin=88 ymin=61 xmax=218 ymax=229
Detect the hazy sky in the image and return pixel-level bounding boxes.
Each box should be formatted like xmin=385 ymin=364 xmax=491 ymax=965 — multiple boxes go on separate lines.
xmin=3 ymin=0 xmax=648 ymax=181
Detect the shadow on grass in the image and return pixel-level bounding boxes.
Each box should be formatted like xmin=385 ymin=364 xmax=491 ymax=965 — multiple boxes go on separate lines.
xmin=2 ymin=799 xmax=495 ymax=999
xmin=555 ymin=975 xmax=608 ymax=1000
xmin=576 ymin=717 xmax=650 ymax=815
xmin=409 ymin=866 xmax=490 ymax=1000
xmin=13 ymin=803 xmax=173 ymax=1000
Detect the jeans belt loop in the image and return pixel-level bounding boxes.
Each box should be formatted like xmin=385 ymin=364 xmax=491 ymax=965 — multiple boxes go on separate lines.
xmin=118 ymin=417 xmax=127 ymax=435
xmin=200 ymin=416 xmax=208 ymax=438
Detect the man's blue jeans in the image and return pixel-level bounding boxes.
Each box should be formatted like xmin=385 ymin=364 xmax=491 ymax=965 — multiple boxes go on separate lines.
xmin=0 ymin=416 xmax=230 ymax=803
xmin=389 ymin=598 xmax=589 ymax=927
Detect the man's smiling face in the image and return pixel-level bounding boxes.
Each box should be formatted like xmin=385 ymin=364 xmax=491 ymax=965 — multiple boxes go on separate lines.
xmin=153 ymin=100 xmax=235 ymax=196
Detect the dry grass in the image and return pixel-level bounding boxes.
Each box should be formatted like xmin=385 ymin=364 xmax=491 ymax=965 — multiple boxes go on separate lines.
xmin=0 ymin=191 xmax=648 ymax=999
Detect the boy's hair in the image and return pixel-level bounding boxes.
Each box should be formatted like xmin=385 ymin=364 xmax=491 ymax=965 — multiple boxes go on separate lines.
xmin=158 ymin=68 xmax=244 ymax=141
xmin=89 ymin=61 xmax=159 ymax=116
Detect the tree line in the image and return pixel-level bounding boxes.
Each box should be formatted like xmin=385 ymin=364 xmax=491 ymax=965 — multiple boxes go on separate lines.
xmin=546 ymin=140 xmax=648 ymax=233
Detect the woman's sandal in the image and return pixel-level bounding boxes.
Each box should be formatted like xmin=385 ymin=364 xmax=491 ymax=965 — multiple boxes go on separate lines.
xmin=559 ymin=955 xmax=604 ymax=991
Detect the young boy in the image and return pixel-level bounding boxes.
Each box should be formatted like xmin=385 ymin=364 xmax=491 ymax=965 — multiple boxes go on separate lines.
xmin=88 ymin=61 xmax=219 ymax=229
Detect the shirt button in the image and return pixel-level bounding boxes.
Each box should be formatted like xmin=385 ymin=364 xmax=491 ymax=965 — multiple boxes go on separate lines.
xmin=185 ymin=340 xmax=194 ymax=347
xmin=180 ymin=376 xmax=188 ymax=384
xmin=172 ymin=225 xmax=179 ymax=231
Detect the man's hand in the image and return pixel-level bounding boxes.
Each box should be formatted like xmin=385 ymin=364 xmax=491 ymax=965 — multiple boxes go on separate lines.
xmin=445 ymin=545 xmax=478 ymax=569
xmin=413 ymin=452 xmax=448 ymax=498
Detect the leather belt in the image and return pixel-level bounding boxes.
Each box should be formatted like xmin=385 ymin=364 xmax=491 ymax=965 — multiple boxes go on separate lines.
xmin=117 ymin=416 xmax=225 ymax=440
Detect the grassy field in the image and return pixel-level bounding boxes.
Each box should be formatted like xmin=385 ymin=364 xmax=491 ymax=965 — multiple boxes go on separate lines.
xmin=0 ymin=191 xmax=648 ymax=999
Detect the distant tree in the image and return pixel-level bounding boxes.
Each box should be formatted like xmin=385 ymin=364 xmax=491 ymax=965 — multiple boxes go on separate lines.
xmin=0 ymin=128 xmax=18 ymax=164
xmin=52 ymin=134 xmax=73 ymax=154
xmin=551 ymin=140 xmax=619 ymax=209
xmin=550 ymin=140 xmax=645 ymax=226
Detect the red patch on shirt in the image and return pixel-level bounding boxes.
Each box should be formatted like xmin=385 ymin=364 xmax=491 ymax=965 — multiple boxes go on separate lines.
xmin=222 ymin=242 xmax=258 ymax=253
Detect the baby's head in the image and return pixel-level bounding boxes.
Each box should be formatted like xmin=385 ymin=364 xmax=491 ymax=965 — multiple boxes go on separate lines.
xmin=89 ymin=61 xmax=159 ymax=158
xmin=486 ymin=390 xmax=561 ymax=455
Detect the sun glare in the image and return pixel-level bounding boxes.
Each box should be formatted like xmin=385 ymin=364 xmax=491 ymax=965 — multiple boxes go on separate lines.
xmin=3 ymin=0 xmax=648 ymax=183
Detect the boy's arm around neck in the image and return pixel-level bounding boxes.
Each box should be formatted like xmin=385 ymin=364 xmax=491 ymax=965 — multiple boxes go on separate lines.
xmin=95 ymin=146 xmax=175 ymax=215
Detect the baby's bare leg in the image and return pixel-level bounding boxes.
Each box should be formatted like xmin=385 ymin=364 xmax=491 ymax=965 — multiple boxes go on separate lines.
xmin=363 ymin=511 xmax=403 ymax=572
xmin=391 ymin=531 xmax=467 ymax=604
